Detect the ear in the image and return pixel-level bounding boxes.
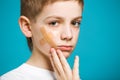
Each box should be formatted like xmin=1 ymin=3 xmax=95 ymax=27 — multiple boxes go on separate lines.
xmin=18 ymin=16 xmax=32 ymax=37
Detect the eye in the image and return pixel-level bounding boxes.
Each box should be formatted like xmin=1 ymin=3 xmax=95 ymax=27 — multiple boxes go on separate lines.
xmin=71 ymin=21 xmax=81 ymax=27
xmin=48 ymin=21 xmax=59 ymax=27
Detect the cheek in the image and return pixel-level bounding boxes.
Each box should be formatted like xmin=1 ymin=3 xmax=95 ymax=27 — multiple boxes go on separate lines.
xmin=39 ymin=27 xmax=57 ymax=48
xmin=73 ymin=29 xmax=80 ymax=42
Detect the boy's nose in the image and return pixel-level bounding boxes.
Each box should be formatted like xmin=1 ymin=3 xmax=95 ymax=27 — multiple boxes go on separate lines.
xmin=61 ymin=27 xmax=73 ymax=41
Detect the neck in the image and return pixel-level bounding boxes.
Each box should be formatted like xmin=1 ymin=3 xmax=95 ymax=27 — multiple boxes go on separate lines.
xmin=26 ymin=47 xmax=53 ymax=71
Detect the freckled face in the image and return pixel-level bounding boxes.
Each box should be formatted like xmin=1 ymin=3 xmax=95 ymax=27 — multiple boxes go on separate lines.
xmin=30 ymin=1 xmax=83 ymax=58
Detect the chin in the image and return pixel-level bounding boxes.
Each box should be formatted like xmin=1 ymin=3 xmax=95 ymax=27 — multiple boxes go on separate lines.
xmin=62 ymin=51 xmax=72 ymax=58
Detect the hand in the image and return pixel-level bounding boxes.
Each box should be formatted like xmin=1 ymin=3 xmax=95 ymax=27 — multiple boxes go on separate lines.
xmin=50 ymin=48 xmax=80 ymax=80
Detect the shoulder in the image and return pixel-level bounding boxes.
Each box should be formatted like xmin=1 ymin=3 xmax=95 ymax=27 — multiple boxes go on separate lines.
xmin=1 ymin=70 xmax=19 ymax=80
xmin=1 ymin=64 xmax=25 ymax=80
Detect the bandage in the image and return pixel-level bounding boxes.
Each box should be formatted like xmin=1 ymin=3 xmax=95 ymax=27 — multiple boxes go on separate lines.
xmin=39 ymin=27 xmax=56 ymax=48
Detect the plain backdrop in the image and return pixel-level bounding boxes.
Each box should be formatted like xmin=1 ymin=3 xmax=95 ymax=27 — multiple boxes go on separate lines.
xmin=0 ymin=0 xmax=120 ymax=80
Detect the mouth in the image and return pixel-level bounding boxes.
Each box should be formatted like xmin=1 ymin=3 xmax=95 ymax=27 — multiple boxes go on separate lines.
xmin=56 ymin=45 xmax=74 ymax=51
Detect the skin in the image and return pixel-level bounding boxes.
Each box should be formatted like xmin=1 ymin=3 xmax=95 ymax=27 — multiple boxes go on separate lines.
xmin=19 ymin=1 xmax=82 ymax=80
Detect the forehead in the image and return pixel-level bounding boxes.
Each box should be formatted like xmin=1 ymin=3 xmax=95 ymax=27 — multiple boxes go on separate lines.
xmin=38 ymin=1 xmax=82 ymax=20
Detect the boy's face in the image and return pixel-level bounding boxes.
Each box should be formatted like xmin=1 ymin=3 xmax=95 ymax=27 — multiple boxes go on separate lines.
xmin=30 ymin=1 xmax=82 ymax=58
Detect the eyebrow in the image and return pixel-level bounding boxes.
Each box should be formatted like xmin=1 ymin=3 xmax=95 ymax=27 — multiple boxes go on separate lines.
xmin=44 ymin=16 xmax=82 ymax=21
xmin=73 ymin=16 xmax=82 ymax=20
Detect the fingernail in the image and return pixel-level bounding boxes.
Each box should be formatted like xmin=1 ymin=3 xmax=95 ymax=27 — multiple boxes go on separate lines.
xmin=56 ymin=49 xmax=60 ymax=53
xmin=56 ymin=49 xmax=62 ymax=55
xmin=76 ymin=55 xmax=79 ymax=60
xmin=50 ymin=48 xmax=54 ymax=53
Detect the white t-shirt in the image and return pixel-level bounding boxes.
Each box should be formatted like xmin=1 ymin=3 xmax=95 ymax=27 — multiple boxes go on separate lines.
xmin=1 ymin=63 xmax=56 ymax=80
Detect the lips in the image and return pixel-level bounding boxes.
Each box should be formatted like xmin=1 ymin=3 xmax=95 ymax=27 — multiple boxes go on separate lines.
xmin=57 ymin=45 xmax=73 ymax=51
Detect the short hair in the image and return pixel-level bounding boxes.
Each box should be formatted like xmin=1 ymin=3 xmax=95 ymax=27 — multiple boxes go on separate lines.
xmin=20 ymin=0 xmax=84 ymax=51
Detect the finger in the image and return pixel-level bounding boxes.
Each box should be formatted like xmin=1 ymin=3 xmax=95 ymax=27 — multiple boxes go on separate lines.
xmin=49 ymin=54 xmax=62 ymax=80
xmin=73 ymin=56 xmax=80 ymax=80
xmin=57 ymin=49 xmax=72 ymax=77
xmin=49 ymin=54 xmax=59 ymax=75
xmin=50 ymin=48 xmax=65 ymax=78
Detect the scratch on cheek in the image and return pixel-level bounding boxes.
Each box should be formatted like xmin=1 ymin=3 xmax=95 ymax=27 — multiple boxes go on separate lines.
xmin=39 ymin=27 xmax=56 ymax=48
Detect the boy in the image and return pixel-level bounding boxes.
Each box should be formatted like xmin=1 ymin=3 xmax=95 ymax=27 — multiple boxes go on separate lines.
xmin=1 ymin=0 xmax=84 ymax=80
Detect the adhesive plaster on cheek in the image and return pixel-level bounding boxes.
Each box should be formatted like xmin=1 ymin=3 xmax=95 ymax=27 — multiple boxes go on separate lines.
xmin=39 ymin=27 xmax=56 ymax=48
xmin=39 ymin=38 xmax=46 ymax=45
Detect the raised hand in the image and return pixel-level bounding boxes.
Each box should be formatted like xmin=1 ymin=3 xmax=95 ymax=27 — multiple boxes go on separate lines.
xmin=50 ymin=48 xmax=80 ymax=80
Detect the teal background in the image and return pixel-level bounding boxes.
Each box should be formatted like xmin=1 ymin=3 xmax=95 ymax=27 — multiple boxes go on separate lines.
xmin=0 ymin=0 xmax=120 ymax=80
